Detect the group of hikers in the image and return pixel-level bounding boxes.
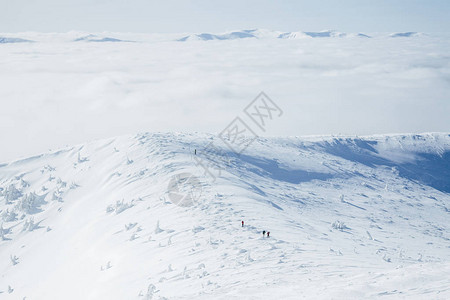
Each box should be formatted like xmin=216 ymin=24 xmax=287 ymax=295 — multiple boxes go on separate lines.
xmin=241 ymin=221 xmax=270 ymax=238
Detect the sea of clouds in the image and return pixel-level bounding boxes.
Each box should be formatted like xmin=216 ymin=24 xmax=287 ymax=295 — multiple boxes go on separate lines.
xmin=0 ymin=31 xmax=449 ymax=162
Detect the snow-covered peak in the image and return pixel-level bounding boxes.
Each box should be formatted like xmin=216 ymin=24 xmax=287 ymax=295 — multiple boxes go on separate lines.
xmin=0 ymin=36 xmax=33 ymax=43
xmin=281 ymin=30 xmax=348 ymax=39
xmin=177 ymin=30 xmax=257 ymax=41
xmin=241 ymin=28 xmax=285 ymax=39
xmin=278 ymin=30 xmax=372 ymax=39
xmin=74 ymin=34 xmax=131 ymax=43
xmin=389 ymin=32 xmax=424 ymax=38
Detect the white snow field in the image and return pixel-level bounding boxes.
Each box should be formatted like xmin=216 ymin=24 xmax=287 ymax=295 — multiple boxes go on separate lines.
xmin=1 ymin=132 xmax=450 ymax=299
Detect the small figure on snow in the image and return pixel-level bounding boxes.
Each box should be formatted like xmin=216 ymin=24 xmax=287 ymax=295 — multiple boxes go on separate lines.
xmin=241 ymin=220 xmax=244 ymax=227
xmin=267 ymin=231 xmax=270 ymax=238
xmin=262 ymin=230 xmax=266 ymax=237
xmin=194 ymin=149 xmax=197 ymax=155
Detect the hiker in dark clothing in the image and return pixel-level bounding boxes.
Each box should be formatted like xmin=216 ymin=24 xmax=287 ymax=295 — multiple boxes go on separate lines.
xmin=262 ymin=230 xmax=266 ymax=237
xmin=267 ymin=231 xmax=270 ymax=238
xmin=241 ymin=221 xmax=244 ymax=227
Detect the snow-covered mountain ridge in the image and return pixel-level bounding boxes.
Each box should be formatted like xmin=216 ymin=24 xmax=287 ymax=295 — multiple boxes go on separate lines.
xmin=0 ymin=30 xmax=428 ymax=44
xmin=177 ymin=29 xmax=420 ymax=41
xmin=1 ymin=132 xmax=449 ymax=299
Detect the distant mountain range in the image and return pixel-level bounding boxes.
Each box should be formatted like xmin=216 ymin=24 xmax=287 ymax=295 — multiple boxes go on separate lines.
xmin=177 ymin=29 xmax=423 ymax=41
xmin=0 ymin=31 xmax=426 ymax=44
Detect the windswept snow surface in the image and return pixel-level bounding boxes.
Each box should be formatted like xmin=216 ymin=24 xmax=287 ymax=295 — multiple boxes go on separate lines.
xmin=1 ymin=132 xmax=450 ymax=299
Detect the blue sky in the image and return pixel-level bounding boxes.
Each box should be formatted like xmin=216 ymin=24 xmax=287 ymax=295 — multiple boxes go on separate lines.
xmin=2 ymin=0 xmax=450 ymax=33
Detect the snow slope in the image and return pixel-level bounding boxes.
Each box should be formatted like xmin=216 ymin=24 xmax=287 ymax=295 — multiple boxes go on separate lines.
xmin=1 ymin=132 xmax=450 ymax=299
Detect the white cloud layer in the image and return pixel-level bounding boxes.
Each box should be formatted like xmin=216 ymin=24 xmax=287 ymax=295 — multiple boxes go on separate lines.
xmin=0 ymin=32 xmax=449 ymax=162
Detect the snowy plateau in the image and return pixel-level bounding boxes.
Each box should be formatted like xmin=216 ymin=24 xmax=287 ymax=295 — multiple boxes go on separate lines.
xmin=1 ymin=132 xmax=450 ymax=299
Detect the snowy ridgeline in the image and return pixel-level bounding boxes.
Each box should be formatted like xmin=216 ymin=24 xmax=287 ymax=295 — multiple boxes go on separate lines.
xmin=0 ymin=30 xmax=431 ymax=44
xmin=0 ymin=132 xmax=449 ymax=299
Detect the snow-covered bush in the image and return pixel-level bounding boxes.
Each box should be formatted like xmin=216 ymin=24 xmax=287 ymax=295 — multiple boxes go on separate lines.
xmin=52 ymin=190 xmax=63 ymax=202
xmin=0 ymin=223 xmax=9 ymax=240
xmin=143 ymin=284 xmax=156 ymax=300
xmin=106 ymin=199 xmax=135 ymax=214
xmin=57 ymin=178 xmax=67 ymax=188
xmin=20 ymin=179 xmax=30 ymax=188
xmin=126 ymin=156 xmax=134 ymax=165
xmin=116 ymin=199 xmax=134 ymax=214
xmin=42 ymin=165 xmax=55 ymax=172
xmin=10 ymin=254 xmax=19 ymax=265
xmin=1 ymin=209 xmax=18 ymax=222
xmin=4 ymin=184 xmax=22 ymax=204
xmin=22 ymin=217 xmax=40 ymax=232
xmin=16 ymin=192 xmax=45 ymax=214
xmin=332 ymin=220 xmax=348 ymax=231
xmin=106 ymin=205 xmax=114 ymax=213
xmin=70 ymin=182 xmax=80 ymax=189
xmin=78 ymin=152 xmax=88 ymax=163
xmin=125 ymin=223 xmax=137 ymax=231
xmin=154 ymin=220 xmax=163 ymax=234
